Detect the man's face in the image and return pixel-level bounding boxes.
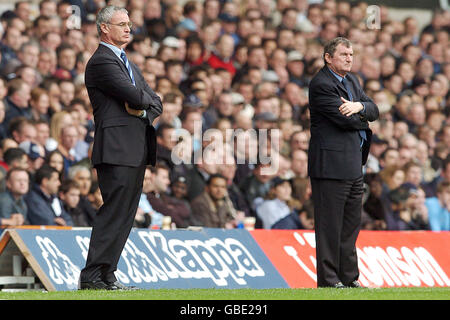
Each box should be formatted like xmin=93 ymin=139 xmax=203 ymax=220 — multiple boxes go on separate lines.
xmin=6 ymin=28 xmax=22 ymax=50
xmin=158 ymin=128 xmax=177 ymax=149
xmin=61 ymin=127 xmax=78 ymax=149
xmin=291 ymin=150 xmax=308 ymax=176
xmin=61 ymin=187 xmax=80 ymax=208
xmin=7 ymin=171 xmax=29 ymax=196
xmin=187 ymin=42 xmax=202 ymax=61
xmin=14 ymin=83 xmax=31 ymax=108
xmin=274 ymin=181 xmax=292 ymax=202
xmin=33 ymin=93 xmax=50 ymax=114
xmin=66 ymin=30 xmax=84 ymax=52
xmin=217 ymin=94 xmax=233 ymax=116
xmin=160 ymin=103 xmax=177 ymax=124
xmin=59 ymin=82 xmax=74 ymax=106
xmin=21 ymin=45 xmax=40 ymax=68
xmin=326 ymin=43 xmax=353 ymax=76
xmin=287 ymin=60 xmax=304 ymax=77
xmin=16 ymin=2 xmax=30 ymax=21
xmin=217 ymin=36 xmax=234 ymax=59
xmin=154 ymin=169 xmax=171 ymax=193
xmin=58 ymin=48 xmax=76 ymax=71
xmin=15 ymin=124 xmax=36 ymax=144
xmin=291 ymin=132 xmax=309 ymax=151
xmin=74 ymin=170 xmax=91 ymax=196
xmin=45 ymin=172 xmax=61 ymax=195
xmin=102 ymin=11 xmax=132 ymax=48
xmin=406 ymin=166 xmax=422 ymax=186
xmin=35 ymin=123 xmax=50 ymax=146
xmin=207 ymin=177 xmax=227 ymax=201
xmin=383 ymin=150 xmax=399 ymax=168
xmin=183 ymin=112 xmax=202 ymax=135
xmin=167 ymin=65 xmax=183 ymax=85
xmin=248 ymin=48 xmax=267 ymax=69
xmin=41 ymin=1 xmax=57 ymax=17
xmin=11 ymin=154 xmax=29 ymax=170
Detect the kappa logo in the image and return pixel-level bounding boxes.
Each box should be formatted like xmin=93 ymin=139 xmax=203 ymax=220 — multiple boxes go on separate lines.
xmin=36 ymin=236 xmax=80 ymax=289
xmin=99 ymin=231 xmax=266 ymax=286
xmin=130 ymin=231 xmax=266 ymax=286
xmin=39 ymin=231 xmax=267 ymax=288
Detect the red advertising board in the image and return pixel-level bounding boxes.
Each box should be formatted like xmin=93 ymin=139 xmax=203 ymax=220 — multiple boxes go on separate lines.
xmin=250 ymin=230 xmax=450 ymax=288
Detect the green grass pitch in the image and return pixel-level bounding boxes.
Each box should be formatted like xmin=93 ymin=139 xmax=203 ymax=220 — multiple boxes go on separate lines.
xmin=0 ymin=287 xmax=449 ymax=300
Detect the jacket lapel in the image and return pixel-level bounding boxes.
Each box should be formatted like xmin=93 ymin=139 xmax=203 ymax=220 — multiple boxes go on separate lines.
xmin=98 ymin=44 xmax=134 ymax=84
xmin=129 ymin=63 xmax=141 ymax=88
xmin=322 ymin=66 xmax=354 ymax=101
xmin=344 ymin=75 xmax=357 ymax=101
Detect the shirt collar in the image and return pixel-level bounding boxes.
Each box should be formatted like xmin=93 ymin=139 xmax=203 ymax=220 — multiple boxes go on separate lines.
xmin=327 ymin=66 xmax=345 ymax=82
xmin=100 ymin=41 xmax=123 ymax=60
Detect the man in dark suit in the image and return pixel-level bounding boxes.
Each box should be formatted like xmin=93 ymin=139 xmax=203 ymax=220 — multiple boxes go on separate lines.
xmin=308 ymin=37 xmax=379 ymax=288
xmin=78 ymin=6 xmax=162 ymax=290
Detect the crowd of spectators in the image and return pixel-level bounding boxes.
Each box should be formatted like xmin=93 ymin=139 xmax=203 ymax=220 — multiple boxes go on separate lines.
xmin=0 ymin=0 xmax=448 ymax=232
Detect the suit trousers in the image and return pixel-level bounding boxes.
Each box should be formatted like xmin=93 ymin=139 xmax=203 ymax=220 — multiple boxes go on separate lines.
xmin=79 ymin=163 xmax=146 ymax=283
xmin=310 ymin=176 xmax=364 ymax=287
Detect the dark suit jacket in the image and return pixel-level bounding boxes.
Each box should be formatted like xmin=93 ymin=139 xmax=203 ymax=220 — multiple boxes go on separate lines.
xmin=24 ymin=185 xmax=73 ymax=226
xmin=85 ymin=44 xmax=162 ymax=167
xmin=308 ymin=66 xmax=379 ymax=180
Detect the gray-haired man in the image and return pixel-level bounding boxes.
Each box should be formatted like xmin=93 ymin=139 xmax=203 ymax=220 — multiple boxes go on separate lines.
xmin=78 ymin=6 xmax=162 ymax=290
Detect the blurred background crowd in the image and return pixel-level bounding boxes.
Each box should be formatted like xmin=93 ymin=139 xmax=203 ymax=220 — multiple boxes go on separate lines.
xmin=0 ymin=0 xmax=448 ymax=232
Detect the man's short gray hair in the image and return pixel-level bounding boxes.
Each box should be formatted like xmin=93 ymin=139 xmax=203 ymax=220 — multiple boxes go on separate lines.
xmin=68 ymin=164 xmax=91 ymax=180
xmin=96 ymin=5 xmax=128 ymax=36
xmin=19 ymin=40 xmax=40 ymax=53
xmin=323 ymin=37 xmax=352 ymax=65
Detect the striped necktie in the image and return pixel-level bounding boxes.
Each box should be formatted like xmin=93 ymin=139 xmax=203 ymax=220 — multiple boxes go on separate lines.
xmin=342 ymin=77 xmax=366 ymax=148
xmin=120 ymin=51 xmax=136 ymax=86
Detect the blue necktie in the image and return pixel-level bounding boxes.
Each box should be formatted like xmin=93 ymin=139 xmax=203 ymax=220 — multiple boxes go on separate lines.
xmin=120 ymin=51 xmax=135 ymax=86
xmin=342 ymin=77 xmax=366 ymax=148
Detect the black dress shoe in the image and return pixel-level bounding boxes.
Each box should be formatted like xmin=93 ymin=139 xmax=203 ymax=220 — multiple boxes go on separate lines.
xmin=347 ymin=280 xmax=363 ymax=288
xmin=333 ymin=282 xmax=345 ymax=288
xmin=106 ymin=281 xmax=140 ymax=291
xmin=79 ymin=280 xmax=110 ymax=290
